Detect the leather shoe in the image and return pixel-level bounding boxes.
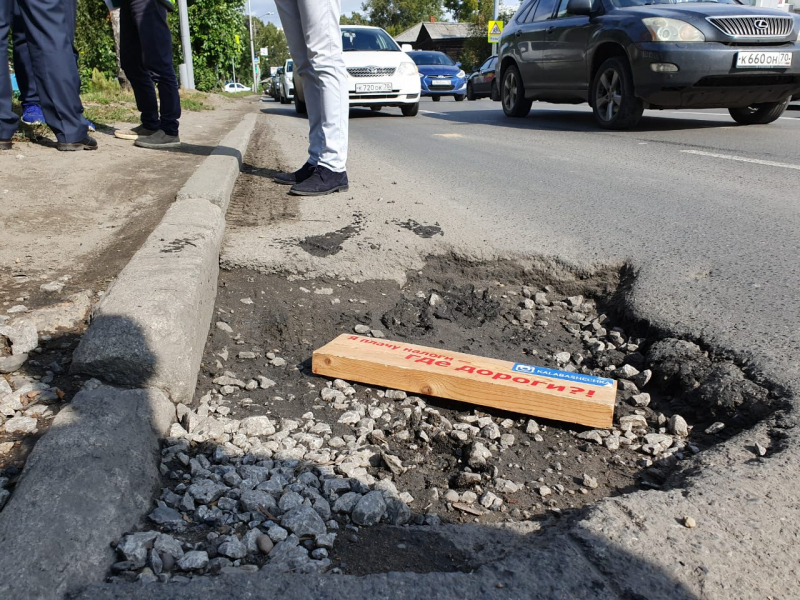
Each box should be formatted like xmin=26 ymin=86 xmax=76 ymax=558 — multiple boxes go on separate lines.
xmin=0 ymin=139 xmax=11 ymax=151
xmin=58 ymin=136 xmax=98 ymax=151
xmin=274 ymin=161 xmax=315 ymax=185
xmin=289 ymin=165 xmax=349 ymax=196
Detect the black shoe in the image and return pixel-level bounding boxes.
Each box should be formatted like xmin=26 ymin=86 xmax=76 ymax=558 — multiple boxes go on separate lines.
xmin=274 ymin=161 xmax=315 ymax=185
xmin=0 ymin=139 xmax=11 ymax=151
xmin=57 ymin=136 xmax=98 ymax=151
xmin=289 ymin=166 xmax=349 ymax=197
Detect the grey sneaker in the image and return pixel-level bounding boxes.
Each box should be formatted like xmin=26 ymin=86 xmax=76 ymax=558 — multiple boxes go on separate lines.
xmin=114 ymin=125 xmax=157 ymax=140
xmin=134 ymin=130 xmax=181 ymax=149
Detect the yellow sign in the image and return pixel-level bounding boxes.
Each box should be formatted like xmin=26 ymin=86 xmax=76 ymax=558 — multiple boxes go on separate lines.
xmin=488 ymin=20 xmax=504 ymax=43
xmin=235 ymin=34 xmax=240 ymax=46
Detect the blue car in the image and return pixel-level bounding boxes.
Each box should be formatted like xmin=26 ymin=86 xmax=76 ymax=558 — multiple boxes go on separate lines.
xmin=407 ymin=51 xmax=467 ymax=102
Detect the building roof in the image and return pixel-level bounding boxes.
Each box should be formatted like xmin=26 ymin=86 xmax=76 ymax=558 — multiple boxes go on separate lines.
xmin=395 ymin=22 xmax=474 ymax=44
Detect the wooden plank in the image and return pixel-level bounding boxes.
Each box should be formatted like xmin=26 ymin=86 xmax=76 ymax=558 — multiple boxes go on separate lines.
xmin=312 ymin=334 xmax=616 ymax=429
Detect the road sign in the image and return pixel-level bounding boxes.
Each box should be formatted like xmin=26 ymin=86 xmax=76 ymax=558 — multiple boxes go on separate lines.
xmin=253 ymin=57 xmax=260 ymax=65
xmin=488 ymin=20 xmax=503 ymax=43
xmin=235 ymin=34 xmax=240 ymax=46
xmin=259 ymin=47 xmax=268 ymax=57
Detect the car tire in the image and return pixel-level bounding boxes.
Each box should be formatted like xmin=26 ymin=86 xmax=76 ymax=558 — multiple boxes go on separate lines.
xmin=501 ymin=64 xmax=532 ymax=118
xmin=491 ymin=80 xmax=500 ymax=102
xmin=467 ymin=82 xmax=476 ymax=101
xmin=431 ymin=96 xmax=441 ymax=102
xmin=728 ymin=99 xmax=789 ymax=125
xmin=371 ymin=105 xmax=382 ymax=112
xmin=455 ymin=94 xmax=465 ymax=102
xmin=295 ymin=97 xmax=307 ymax=115
xmin=401 ymin=103 xmax=419 ymax=117
xmin=591 ymin=57 xmax=643 ymax=130
xmin=280 ymin=89 xmax=289 ymax=105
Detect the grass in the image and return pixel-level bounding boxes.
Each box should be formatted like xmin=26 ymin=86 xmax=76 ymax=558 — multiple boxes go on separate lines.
xmin=222 ymin=90 xmax=258 ymax=98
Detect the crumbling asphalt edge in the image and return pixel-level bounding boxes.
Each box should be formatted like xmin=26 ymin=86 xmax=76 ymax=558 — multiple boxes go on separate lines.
xmin=0 ymin=111 xmax=257 ymax=600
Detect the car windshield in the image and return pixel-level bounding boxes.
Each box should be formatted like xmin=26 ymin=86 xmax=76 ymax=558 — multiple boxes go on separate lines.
xmin=286 ymin=62 xmax=293 ymax=72
xmin=408 ymin=52 xmax=455 ymax=66
xmin=341 ymin=28 xmax=400 ymax=51
xmin=612 ymin=0 xmax=741 ymax=6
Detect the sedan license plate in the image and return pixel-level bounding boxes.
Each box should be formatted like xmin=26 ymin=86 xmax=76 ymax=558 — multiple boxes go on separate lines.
xmin=355 ymin=82 xmax=391 ymax=93
xmin=736 ymin=52 xmax=792 ymax=68
xmin=430 ymin=79 xmax=451 ymax=86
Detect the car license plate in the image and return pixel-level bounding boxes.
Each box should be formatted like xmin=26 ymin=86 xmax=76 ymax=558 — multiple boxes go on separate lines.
xmin=355 ymin=82 xmax=391 ymax=93
xmin=430 ymin=79 xmax=451 ymax=86
xmin=736 ymin=52 xmax=792 ymax=68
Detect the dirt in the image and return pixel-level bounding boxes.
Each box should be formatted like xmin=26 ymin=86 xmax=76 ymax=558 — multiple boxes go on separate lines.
xmin=186 ymin=256 xmax=784 ymax=575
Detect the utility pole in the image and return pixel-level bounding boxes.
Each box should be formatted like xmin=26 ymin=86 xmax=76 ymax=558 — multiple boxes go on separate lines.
xmin=492 ymin=0 xmax=499 ymax=56
xmin=247 ymin=0 xmax=258 ymax=92
xmin=177 ymin=0 xmax=195 ymax=89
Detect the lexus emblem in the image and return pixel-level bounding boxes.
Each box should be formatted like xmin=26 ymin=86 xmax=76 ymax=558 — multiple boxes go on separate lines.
xmin=754 ymin=19 xmax=768 ymax=29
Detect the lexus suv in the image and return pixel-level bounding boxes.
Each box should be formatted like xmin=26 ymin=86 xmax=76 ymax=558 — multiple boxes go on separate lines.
xmin=294 ymin=25 xmax=421 ymax=116
xmin=498 ymin=0 xmax=800 ymax=129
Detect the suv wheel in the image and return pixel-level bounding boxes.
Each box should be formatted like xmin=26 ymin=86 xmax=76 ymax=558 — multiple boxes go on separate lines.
xmin=501 ymin=64 xmax=532 ymax=118
xmin=591 ymin=57 xmax=643 ymax=130
xmin=728 ymin=99 xmax=789 ymax=125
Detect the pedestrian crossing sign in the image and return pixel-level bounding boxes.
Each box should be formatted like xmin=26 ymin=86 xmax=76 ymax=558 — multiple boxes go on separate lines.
xmin=488 ymin=21 xmax=503 ymax=43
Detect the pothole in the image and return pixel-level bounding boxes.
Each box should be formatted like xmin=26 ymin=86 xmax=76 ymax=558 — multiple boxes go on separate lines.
xmin=106 ymin=258 xmax=787 ymax=584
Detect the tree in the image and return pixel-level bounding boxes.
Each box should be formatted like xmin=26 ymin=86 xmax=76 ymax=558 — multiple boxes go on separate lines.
xmin=360 ymin=0 xmax=444 ymax=36
xmin=252 ymin=21 xmax=289 ymax=73
xmin=340 ymin=12 xmax=370 ymax=25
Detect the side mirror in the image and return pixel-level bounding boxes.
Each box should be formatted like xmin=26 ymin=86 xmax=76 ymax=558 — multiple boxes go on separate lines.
xmin=456 ymin=61 xmax=462 ymax=67
xmin=401 ymin=44 xmax=413 ymax=52
xmin=567 ymin=0 xmax=593 ymax=15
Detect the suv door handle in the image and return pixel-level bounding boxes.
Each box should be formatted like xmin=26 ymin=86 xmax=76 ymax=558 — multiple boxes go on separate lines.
xmin=546 ymin=26 xmax=556 ymax=33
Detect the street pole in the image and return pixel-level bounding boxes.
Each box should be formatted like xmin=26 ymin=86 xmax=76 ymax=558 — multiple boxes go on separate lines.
xmin=232 ymin=59 xmax=236 ymax=84
xmin=492 ymin=0 xmax=499 ymax=56
xmin=248 ymin=0 xmax=257 ymax=93
xmin=177 ymin=0 xmax=195 ymax=89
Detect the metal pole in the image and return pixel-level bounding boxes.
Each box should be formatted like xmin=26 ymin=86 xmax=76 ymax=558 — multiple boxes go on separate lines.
xmin=232 ymin=59 xmax=236 ymax=84
xmin=177 ymin=0 xmax=195 ymax=89
xmin=492 ymin=0 xmax=499 ymax=56
xmin=248 ymin=0 xmax=257 ymax=92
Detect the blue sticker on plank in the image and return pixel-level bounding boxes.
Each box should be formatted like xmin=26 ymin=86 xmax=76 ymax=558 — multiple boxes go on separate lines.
xmin=511 ymin=364 xmax=614 ymax=387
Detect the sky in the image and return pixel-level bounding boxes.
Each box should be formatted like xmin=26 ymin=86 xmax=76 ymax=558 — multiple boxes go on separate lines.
xmin=246 ymin=0 xmax=522 ymax=27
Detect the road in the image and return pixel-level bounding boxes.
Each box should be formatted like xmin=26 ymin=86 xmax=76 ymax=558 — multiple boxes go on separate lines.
xmin=348 ymin=99 xmax=800 ymax=386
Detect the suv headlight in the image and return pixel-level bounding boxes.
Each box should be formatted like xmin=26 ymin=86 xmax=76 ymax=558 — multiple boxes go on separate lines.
xmin=397 ymin=61 xmax=418 ymax=76
xmin=457 ymin=69 xmax=466 ymax=78
xmin=643 ymin=18 xmax=705 ymax=42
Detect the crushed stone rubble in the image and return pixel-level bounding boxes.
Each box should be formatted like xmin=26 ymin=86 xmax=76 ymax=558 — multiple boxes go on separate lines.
xmin=103 ymin=282 xmax=770 ymax=584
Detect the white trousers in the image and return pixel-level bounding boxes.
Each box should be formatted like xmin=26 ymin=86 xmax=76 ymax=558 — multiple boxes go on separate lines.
xmin=275 ymin=0 xmax=349 ymax=173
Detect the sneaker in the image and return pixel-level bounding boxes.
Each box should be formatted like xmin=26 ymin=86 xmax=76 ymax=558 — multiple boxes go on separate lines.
xmin=57 ymin=136 xmax=98 ymax=151
xmin=274 ymin=162 xmax=315 ymax=185
xmin=21 ymin=103 xmax=45 ymax=126
xmin=114 ymin=125 xmax=158 ymax=140
xmin=84 ymin=117 xmax=96 ymax=133
xmin=134 ymin=130 xmax=181 ymax=149
xmin=289 ymin=165 xmax=349 ymax=196
xmin=0 ymin=139 xmax=12 ymax=151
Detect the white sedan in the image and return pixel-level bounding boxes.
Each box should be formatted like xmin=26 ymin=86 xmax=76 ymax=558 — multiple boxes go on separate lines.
xmin=294 ymin=25 xmax=421 ymax=117
xmin=223 ymin=82 xmax=249 ymax=93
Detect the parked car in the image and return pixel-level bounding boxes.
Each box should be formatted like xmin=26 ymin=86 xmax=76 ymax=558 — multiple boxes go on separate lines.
xmin=407 ymin=50 xmax=467 ymax=101
xmin=294 ymin=25 xmax=421 ymax=116
xmin=267 ymin=70 xmax=282 ymax=100
xmin=279 ymin=59 xmax=294 ymax=104
xmin=467 ymin=55 xmax=498 ymax=100
xmin=223 ymin=82 xmax=249 ymax=93
xmin=498 ymin=0 xmax=800 ymax=129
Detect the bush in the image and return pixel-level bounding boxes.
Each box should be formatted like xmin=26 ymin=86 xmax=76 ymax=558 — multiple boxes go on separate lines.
xmin=89 ymin=68 xmax=122 ymax=94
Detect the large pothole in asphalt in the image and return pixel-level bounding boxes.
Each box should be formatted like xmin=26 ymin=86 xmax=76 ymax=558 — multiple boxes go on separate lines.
xmin=106 ymin=258 xmax=788 ymax=583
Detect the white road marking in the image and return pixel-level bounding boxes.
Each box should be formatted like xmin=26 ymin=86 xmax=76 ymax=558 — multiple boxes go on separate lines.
xmin=682 ymin=149 xmax=800 ymax=171
xmin=434 ymin=133 xmax=462 ymax=138
xmin=419 ymin=109 xmax=437 ymax=114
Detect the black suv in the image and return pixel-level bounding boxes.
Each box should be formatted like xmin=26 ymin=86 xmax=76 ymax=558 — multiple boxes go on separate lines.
xmin=498 ymin=0 xmax=800 ymax=128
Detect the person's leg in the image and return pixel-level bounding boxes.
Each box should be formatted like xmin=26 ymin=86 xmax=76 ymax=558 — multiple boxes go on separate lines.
xmin=12 ymin=0 xmax=40 ymax=106
xmin=275 ymin=0 xmax=322 ymax=167
xmin=119 ymin=0 xmax=159 ymax=131
xmin=16 ymin=0 xmax=87 ymax=143
xmin=129 ymin=0 xmax=180 ymax=136
xmin=1 ymin=0 xmax=20 ymax=143
xmin=296 ymin=0 xmax=348 ymax=173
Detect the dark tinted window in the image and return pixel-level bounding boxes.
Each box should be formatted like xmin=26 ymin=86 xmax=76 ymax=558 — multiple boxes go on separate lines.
xmin=408 ymin=51 xmax=456 ymax=66
xmin=556 ymin=0 xmax=576 ymax=17
xmin=521 ymin=0 xmax=540 ymax=22
xmin=515 ymin=0 xmax=537 ymax=21
xmin=532 ymin=0 xmax=559 ymax=21
xmin=479 ymin=57 xmax=493 ymax=71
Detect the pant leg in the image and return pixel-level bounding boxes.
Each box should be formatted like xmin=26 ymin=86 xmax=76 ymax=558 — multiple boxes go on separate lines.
xmin=119 ymin=0 xmax=159 ymax=130
xmin=275 ymin=0 xmax=322 ymax=166
xmin=12 ymin=0 xmax=40 ymax=106
xmin=16 ymin=0 xmax=86 ymax=143
xmin=0 ymin=0 xmax=20 ymax=139
xmin=296 ymin=0 xmax=348 ymax=172
xmin=127 ymin=0 xmax=180 ymax=136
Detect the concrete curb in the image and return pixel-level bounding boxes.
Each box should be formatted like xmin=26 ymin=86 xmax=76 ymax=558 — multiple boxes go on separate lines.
xmin=0 ymin=110 xmax=257 ymax=600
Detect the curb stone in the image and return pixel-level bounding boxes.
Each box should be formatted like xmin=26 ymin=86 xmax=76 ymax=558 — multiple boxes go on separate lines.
xmin=0 ymin=110 xmax=258 ymax=600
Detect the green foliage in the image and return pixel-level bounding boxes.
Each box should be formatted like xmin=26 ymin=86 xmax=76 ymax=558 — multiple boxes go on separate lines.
xmin=360 ymin=0 xmax=445 ymax=35
xmin=74 ymin=0 xmax=117 ymax=87
xmin=251 ymin=20 xmax=289 ymax=80
xmin=340 ymin=12 xmax=370 ymax=25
